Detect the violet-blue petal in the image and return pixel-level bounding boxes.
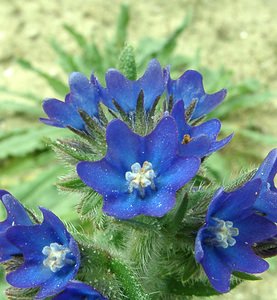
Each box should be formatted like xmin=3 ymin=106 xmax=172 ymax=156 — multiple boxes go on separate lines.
xmin=200 ymin=245 xmax=231 ymax=293
xmin=0 ymin=193 xmax=32 ymax=229
xmin=105 ymin=69 xmax=140 ymax=113
xmin=41 ymin=72 xmax=100 ymax=130
xmin=0 ymin=192 xmax=32 ymax=262
xmin=221 ymin=242 xmax=269 ymax=274
xmin=77 ymin=159 xmax=127 ymax=196
xmin=102 ymin=188 xmax=176 ymax=219
xmin=253 ymin=149 xmax=277 ymax=221
xmin=35 ymin=269 xmax=78 ymax=300
xmin=158 ymin=156 xmax=200 ymax=191
xmin=6 ymin=263 xmax=52 ymax=288
xmin=208 ymin=179 xmax=261 ymax=221
xmin=190 ymin=119 xmax=221 ymax=139
xmin=255 ymin=190 xmax=277 ymax=222
xmin=105 ymin=119 xmax=141 ymax=170
xmin=253 ymin=148 xmax=277 ymax=191
xmin=6 ymin=208 xmax=80 ymax=299
xmin=69 ymin=72 xmax=99 ymax=117
xmin=207 ymin=133 xmax=234 ymax=155
xmin=168 ymin=70 xmax=227 ymax=119
xmin=170 ymin=100 xmax=191 ymax=140
xmin=41 ymin=98 xmax=84 ymax=129
xmin=235 ymin=214 xmax=277 ymax=244
xmin=145 ymin=116 xmax=179 ymax=173
xmin=178 ymin=136 xmax=212 ymax=157
xmin=53 ymin=281 xmax=107 ymax=300
xmin=171 ymin=100 xmax=233 ymax=158
xmin=194 ymin=89 xmax=227 ymax=120
xmin=139 ymin=59 xmax=166 ymax=111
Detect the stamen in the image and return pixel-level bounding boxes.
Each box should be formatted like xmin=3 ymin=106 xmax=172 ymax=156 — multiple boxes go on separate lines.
xmin=42 ymin=243 xmax=74 ymax=272
xmin=206 ymin=218 xmax=239 ymax=249
xmin=181 ymin=134 xmax=192 ymax=144
xmin=125 ymin=161 xmax=156 ymax=197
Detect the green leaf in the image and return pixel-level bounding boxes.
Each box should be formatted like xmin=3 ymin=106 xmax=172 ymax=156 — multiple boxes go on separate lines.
xmin=0 ymin=99 xmax=41 ymax=117
xmin=0 ymin=126 xmax=65 ymax=159
xmin=17 ymin=58 xmax=68 ymax=95
xmin=114 ymin=3 xmax=130 ymax=50
xmin=211 ymin=91 xmax=273 ymax=119
xmin=63 ymin=24 xmax=88 ymax=48
xmin=50 ymin=39 xmax=80 ymax=73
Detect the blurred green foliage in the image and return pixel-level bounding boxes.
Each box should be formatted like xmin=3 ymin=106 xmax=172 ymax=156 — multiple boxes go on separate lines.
xmin=0 ymin=3 xmax=275 ymax=219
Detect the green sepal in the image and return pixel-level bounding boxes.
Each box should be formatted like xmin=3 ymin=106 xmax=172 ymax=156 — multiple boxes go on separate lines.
xmin=77 ymin=191 xmax=108 ymax=229
xmin=163 ymin=276 xmax=242 ymax=297
xmin=233 ymin=271 xmax=262 ymax=281
xmin=5 ymin=287 xmax=39 ymax=300
xmin=112 ymin=99 xmax=132 ymax=126
xmin=224 ymin=168 xmax=257 ymax=192
xmin=185 ymin=99 xmax=197 ymax=121
xmin=49 ymin=138 xmax=96 ymax=163
xmin=118 ymin=44 xmax=137 ymax=80
xmin=135 ymin=91 xmax=146 ymax=135
xmin=78 ymin=110 xmax=106 ymax=144
xmin=57 ymin=176 xmax=88 ymax=192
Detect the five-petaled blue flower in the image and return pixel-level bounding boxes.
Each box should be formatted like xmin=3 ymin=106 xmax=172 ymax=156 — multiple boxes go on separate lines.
xmin=77 ymin=116 xmax=200 ymax=219
xmin=166 ymin=68 xmax=227 ymax=120
xmin=53 ymin=281 xmax=107 ymax=300
xmin=97 ymin=59 xmax=167 ymax=113
xmin=40 ymin=72 xmax=100 ymax=130
xmin=171 ymin=100 xmax=233 ymax=158
xmin=195 ymin=179 xmax=277 ymax=293
xmin=0 ymin=191 xmax=32 ymax=262
xmin=6 ymin=208 xmax=80 ymax=299
xmin=252 ymin=148 xmax=277 ymax=222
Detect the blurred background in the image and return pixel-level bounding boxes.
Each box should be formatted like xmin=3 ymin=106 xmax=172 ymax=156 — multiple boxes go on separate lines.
xmin=0 ymin=0 xmax=276 ymax=299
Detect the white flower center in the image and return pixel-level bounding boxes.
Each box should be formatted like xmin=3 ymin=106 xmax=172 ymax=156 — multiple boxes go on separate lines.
xmin=209 ymin=218 xmax=239 ymax=248
xmin=42 ymin=242 xmax=73 ymax=272
xmin=125 ymin=161 xmax=156 ymax=197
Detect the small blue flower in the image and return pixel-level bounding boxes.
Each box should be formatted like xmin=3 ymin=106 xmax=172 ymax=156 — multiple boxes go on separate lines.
xmin=166 ymin=68 xmax=227 ymax=120
xmin=77 ymin=116 xmax=200 ymax=219
xmin=6 ymin=208 xmax=80 ymax=299
xmin=0 ymin=191 xmax=32 ymax=262
xmin=195 ymin=179 xmax=277 ymax=293
xmin=100 ymin=59 xmax=167 ymax=113
xmin=171 ymin=101 xmax=233 ymax=158
xmin=253 ymin=148 xmax=277 ymax=222
xmin=53 ymin=281 xmax=107 ymax=300
xmin=40 ymin=72 xmax=100 ymax=130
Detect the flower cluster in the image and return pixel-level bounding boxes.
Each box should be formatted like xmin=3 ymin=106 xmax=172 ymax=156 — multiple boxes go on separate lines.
xmin=39 ymin=59 xmax=277 ymax=294
xmin=1 ymin=59 xmax=277 ymax=299
xmin=0 ymin=191 xmax=105 ymax=299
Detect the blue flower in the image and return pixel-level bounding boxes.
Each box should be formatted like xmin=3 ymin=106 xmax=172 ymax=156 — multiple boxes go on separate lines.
xmin=0 ymin=191 xmax=32 ymax=262
xmin=253 ymin=148 xmax=277 ymax=222
xmin=99 ymin=59 xmax=167 ymax=113
xmin=53 ymin=281 xmax=107 ymax=300
xmin=40 ymin=72 xmax=100 ymax=130
xmin=5 ymin=208 xmax=80 ymax=299
xmin=77 ymin=116 xmax=200 ymax=219
xmin=166 ymin=68 xmax=227 ymax=120
xmin=195 ymin=179 xmax=277 ymax=293
xmin=171 ymin=101 xmax=233 ymax=158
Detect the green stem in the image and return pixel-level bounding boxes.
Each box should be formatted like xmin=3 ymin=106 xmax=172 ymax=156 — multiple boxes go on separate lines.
xmin=110 ymin=258 xmax=151 ymax=300
xmin=78 ymin=239 xmax=150 ymax=300
xmin=167 ymin=190 xmax=189 ymax=232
